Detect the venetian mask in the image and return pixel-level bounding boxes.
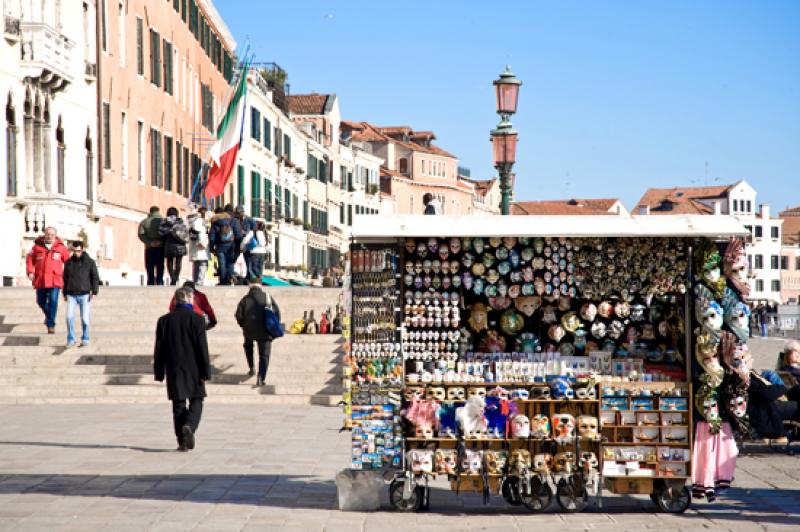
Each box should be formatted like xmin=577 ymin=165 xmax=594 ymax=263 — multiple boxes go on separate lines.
xmin=700 ymin=300 xmax=724 ymax=332
xmin=435 ymin=449 xmax=458 ymax=475
xmin=468 ymin=303 xmax=489 ymax=332
xmin=553 ymin=414 xmax=576 ymax=444
xmin=438 ymin=244 xmax=449 ymax=261
xmin=729 ymin=395 xmax=747 ymax=418
xmin=511 ymin=415 xmax=530 ymax=438
xmin=426 ymin=386 xmax=446 ymax=401
xmin=614 ymin=301 xmax=630 ymax=318
xmin=509 ymin=449 xmax=531 ymax=473
xmin=427 ymin=238 xmax=438 ymax=255
xmin=531 ymin=414 xmax=551 ymax=439
xmin=408 ymin=450 xmax=434 ymax=473
xmin=533 ymin=238 xmax=545 ymax=254
xmin=489 ymin=236 xmax=502 ymax=248
xmin=533 ymin=453 xmax=553 ymax=474
xmin=579 ymin=452 xmax=599 ymax=472
xmin=500 ymin=309 xmax=524 ymax=335
xmin=462 ymin=450 xmax=482 ymax=474
xmin=447 ymin=387 xmax=465 ymax=401
xmin=542 ymin=305 xmax=557 ymax=324
xmin=580 ymin=303 xmax=597 ymax=322
xmin=405 ymin=238 xmax=416 ymax=254
xmin=473 ymin=238 xmax=485 ymax=254
xmin=509 ymin=249 xmax=521 ymax=268
xmin=577 ymin=415 xmax=599 ymax=440
xmin=561 ymin=311 xmax=581 ymax=333
xmin=549 ymin=324 xmax=566 ymax=343
xmin=591 ymin=321 xmax=607 ymax=339
xmin=449 ymin=237 xmax=462 ymax=255
xmin=515 ymin=295 xmax=541 ymax=317
xmin=484 ymin=451 xmax=508 ymax=475
xmin=403 ymin=386 xmax=424 ymax=402
xmin=534 ymin=277 xmax=546 ymax=295
xmin=630 ymin=304 xmax=646 ymax=322
xmin=468 ymin=387 xmax=487 ymax=398
xmin=598 ymin=301 xmax=613 ymax=318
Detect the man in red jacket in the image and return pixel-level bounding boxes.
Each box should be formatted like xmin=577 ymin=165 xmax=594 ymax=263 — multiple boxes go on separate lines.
xmin=26 ymin=227 xmax=70 ymax=333
xmin=168 ymin=281 xmax=217 ymax=330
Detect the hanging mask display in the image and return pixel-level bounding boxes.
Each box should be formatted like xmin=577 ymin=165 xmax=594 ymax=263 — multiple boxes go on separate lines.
xmin=723 ymin=237 xmax=750 ymax=298
xmin=514 ymin=295 xmax=541 ymax=317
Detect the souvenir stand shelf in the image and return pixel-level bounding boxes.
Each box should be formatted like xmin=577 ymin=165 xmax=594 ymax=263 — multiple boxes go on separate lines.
xmin=345 ymin=214 xmax=748 ymax=514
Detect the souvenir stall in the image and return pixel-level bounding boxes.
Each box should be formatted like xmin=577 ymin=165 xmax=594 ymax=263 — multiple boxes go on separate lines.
xmin=342 ymin=214 xmax=749 ymax=513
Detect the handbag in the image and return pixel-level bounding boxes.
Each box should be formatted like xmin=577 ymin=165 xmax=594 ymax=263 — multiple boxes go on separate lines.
xmin=263 ymin=292 xmax=284 ymax=339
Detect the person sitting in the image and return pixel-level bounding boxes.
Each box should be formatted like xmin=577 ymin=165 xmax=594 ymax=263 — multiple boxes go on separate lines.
xmin=777 ymin=339 xmax=800 ymax=388
xmin=748 ymin=365 xmax=800 ymax=440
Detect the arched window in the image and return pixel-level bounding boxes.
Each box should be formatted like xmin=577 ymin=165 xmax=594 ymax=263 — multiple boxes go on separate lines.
xmin=6 ymin=95 xmax=17 ymax=196
xmin=56 ymin=116 xmax=65 ymax=194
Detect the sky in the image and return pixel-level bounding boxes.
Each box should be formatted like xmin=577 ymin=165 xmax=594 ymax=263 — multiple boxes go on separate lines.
xmin=216 ymin=0 xmax=800 ymax=213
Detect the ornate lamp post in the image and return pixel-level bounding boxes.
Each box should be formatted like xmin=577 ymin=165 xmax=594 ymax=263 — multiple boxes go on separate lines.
xmin=490 ymin=66 xmax=522 ymax=215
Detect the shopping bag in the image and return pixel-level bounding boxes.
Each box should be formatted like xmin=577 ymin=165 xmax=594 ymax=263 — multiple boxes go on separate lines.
xmin=234 ymin=254 xmax=247 ymax=278
xmin=264 ymin=293 xmax=284 ymax=339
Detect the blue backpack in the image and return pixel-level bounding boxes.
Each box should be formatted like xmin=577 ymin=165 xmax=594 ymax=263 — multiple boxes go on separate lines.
xmin=264 ymin=293 xmax=284 ymax=339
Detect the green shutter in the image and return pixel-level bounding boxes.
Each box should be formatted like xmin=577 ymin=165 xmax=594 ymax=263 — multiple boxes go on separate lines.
xmin=264 ymin=179 xmax=272 ymax=221
xmin=237 ymin=165 xmax=245 ymax=207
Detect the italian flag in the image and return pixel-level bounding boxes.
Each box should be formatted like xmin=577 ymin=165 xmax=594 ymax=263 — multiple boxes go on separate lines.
xmin=204 ymin=61 xmax=248 ymax=199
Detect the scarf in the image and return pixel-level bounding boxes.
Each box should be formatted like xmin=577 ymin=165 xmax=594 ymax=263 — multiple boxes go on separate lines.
xmin=176 ymin=303 xmax=194 ymax=311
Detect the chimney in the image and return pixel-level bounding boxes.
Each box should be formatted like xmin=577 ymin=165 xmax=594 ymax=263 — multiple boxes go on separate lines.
xmin=638 ymin=204 xmax=650 ymax=215
xmin=713 ymin=202 xmax=721 ymax=215
xmin=760 ymin=204 xmax=770 ymax=219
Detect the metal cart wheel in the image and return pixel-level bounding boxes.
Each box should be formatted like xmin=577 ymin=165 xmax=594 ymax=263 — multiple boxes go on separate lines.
xmin=520 ymin=476 xmax=553 ymax=512
xmin=653 ymin=484 xmax=691 ymax=513
xmin=389 ymin=479 xmax=421 ymax=512
xmin=556 ymin=479 xmax=588 ymax=513
xmin=501 ymin=476 xmax=523 ymax=506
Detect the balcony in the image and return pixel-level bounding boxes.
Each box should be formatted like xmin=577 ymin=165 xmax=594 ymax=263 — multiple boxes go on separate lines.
xmin=4 ymin=15 xmax=20 ymax=42
xmin=84 ymin=61 xmax=97 ymax=82
xmin=20 ymin=22 xmax=75 ymax=91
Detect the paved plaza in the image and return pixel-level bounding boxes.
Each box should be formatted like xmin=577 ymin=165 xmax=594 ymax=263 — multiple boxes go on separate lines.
xmin=0 ymin=404 xmax=798 ymax=532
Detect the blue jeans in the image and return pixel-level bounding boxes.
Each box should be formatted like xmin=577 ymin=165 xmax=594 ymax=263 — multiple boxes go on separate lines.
xmin=248 ymin=253 xmax=265 ymax=281
xmin=36 ymin=288 xmax=60 ymax=328
xmin=66 ymin=294 xmax=91 ymax=344
xmin=215 ymin=248 xmax=234 ymax=285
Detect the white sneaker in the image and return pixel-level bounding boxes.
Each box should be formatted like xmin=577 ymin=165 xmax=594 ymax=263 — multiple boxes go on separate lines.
xmin=79 ymin=341 xmax=90 ymax=347
xmin=66 ymin=342 xmax=77 ymax=349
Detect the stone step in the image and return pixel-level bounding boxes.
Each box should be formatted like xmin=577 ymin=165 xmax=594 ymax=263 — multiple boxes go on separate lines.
xmin=0 ymin=333 xmax=343 ymax=348
xmin=0 ymin=370 xmax=339 ymax=386
xmin=1 ymin=364 xmax=343 ymax=377
xmin=0 ymin=354 xmax=342 ymax=370
xmin=0 ymin=394 xmax=341 ymax=406
xmin=0 ymin=382 xmax=343 ymax=397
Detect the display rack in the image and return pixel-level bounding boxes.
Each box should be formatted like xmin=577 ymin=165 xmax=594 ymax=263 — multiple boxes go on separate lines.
xmin=344 ymin=214 xmax=749 ymax=514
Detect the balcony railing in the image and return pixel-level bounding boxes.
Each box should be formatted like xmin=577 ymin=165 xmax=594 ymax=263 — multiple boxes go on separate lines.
xmin=4 ymin=16 xmax=20 ymax=40
xmin=21 ymin=22 xmax=75 ymax=86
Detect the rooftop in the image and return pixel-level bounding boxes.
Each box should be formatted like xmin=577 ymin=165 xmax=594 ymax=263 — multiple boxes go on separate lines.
xmin=341 ymin=121 xmax=456 ymax=159
xmin=287 ymin=94 xmax=334 ymax=115
xmin=636 ymin=183 xmax=738 ymax=215
xmin=780 ymin=206 xmax=800 ymax=246
xmin=511 ymin=198 xmax=621 ymax=216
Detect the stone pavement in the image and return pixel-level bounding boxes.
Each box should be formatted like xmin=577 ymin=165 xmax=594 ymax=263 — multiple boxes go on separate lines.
xmin=0 ymin=405 xmax=799 ymax=531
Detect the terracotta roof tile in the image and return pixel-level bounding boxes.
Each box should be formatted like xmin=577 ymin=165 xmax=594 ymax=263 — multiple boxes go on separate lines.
xmin=636 ymin=185 xmax=734 ymax=215
xmin=780 ymin=206 xmax=800 ymax=217
xmin=780 ymin=206 xmax=800 ymax=245
xmin=343 ymin=120 xmax=457 ymax=159
xmin=287 ymin=94 xmax=330 ymax=115
xmin=511 ymin=198 xmax=621 ymax=216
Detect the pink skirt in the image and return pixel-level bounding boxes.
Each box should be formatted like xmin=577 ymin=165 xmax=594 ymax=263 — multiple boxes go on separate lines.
xmin=692 ymin=421 xmax=738 ymax=499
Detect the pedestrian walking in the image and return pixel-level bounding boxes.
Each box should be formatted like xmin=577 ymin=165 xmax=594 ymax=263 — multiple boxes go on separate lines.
xmin=187 ymin=207 xmax=210 ymax=286
xmin=234 ymin=205 xmax=256 ymax=276
xmin=154 ymin=287 xmax=211 ymax=452
xmin=235 ymin=277 xmax=281 ymax=385
xmin=208 ymin=206 xmax=242 ymax=285
xmin=241 ymin=221 xmax=268 ymax=281
xmin=62 ymin=240 xmax=100 ymax=348
xmin=159 ymin=207 xmax=189 ymax=286
xmin=423 ymin=192 xmax=442 ymax=215
xmin=757 ymin=303 xmax=769 ymax=337
xmin=25 ymin=226 xmax=69 ymax=334
xmin=168 ymin=281 xmax=217 ymax=330
xmin=138 ymin=206 xmax=165 ymax=285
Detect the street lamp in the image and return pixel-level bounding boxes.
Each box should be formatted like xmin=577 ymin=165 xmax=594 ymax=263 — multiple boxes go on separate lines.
xmin=490 ymin=66 xmax=522 ymax=215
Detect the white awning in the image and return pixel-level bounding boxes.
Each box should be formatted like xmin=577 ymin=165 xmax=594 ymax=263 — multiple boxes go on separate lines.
xmin=351 ymin=214 xmax=748 ymax=240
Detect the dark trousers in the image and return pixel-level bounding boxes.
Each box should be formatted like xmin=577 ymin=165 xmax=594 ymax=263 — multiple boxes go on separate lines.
xmin=35 ymin=288 xmax=60 ymax=328
xmin=775 ymin=400 xmax=800 ymax=422
xmin=172 ymin=398 xmax=203 ymax=445
xmin=215 ymin=247 xmax=235 ymax=285
xmin=145 ymin=246 xmax=165 ymax=286
xmin=166 ymin=255 xmax=183 ymax=285
xmin=244 ymin=338 xmax=272 ymax=380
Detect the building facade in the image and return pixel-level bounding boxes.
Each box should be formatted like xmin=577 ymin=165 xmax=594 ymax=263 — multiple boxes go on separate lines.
xmin=1 ymin=0 xmax=99 ymax=284
xmin=637 ymin=180 xmax=783 ymax=303
xmin=95 ymin=0 xmax=236 ymax=284
xmin=779 ymin=206 xmax=800 ymax=304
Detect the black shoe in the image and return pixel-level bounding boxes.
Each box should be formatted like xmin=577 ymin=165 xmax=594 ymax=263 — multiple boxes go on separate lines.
xmin=176 ymin=444 xmax=188 ymax=452
xmin=256 ymin=378 xmax=264 ymax=386
xmin=182 ymin=425 xmax=195 ymax=450
xmin=247 ymin=368 xmax=255 ymax=377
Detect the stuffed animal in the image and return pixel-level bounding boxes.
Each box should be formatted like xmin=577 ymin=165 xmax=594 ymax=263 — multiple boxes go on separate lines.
xmin=456 ymin=395 xmax=488 ymax=439
xmin=403 ymin=398 xmax=439 ymax=439
xmin=434 ymin=449 xmax=458 ymax=475
xmin=437 ymin=402 xmax=458 ymax=438
xmin=484 ymin=396 xmax=509 ymax=439
xmin=407 ymin=449 xmax=433 ymax=474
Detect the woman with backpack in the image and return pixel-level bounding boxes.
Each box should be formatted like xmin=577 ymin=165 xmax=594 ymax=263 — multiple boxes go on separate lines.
xmin=159 ymin=206 xmax=189 ymax=285
xmin=241 ymin=221 xmax=269 ymax=281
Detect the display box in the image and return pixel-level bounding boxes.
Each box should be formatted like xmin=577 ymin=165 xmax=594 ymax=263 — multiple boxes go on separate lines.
xmin=633 ymin=427 xmax=659 ymax=444
xmin=657 ymin=463 xmax=687 ymax=477
xmin=636 ymin=412 xmax=659 ymax=426
xmin=600 ymin=411 xmax=617 ymax=426
xmin=661 ymin=426 xmax=688 ymax=444
xmin=659 ymin=397 xmax=688 ymax=411
xmin=661 ymin=412 xmax=687 ymax=426
xmin=631 ymin=398 xmax=655 ymax=411
xmin=602 ymin=397 xmax=628 ymax=410
xmin=620 ymin=411 xmax=637 ymax=425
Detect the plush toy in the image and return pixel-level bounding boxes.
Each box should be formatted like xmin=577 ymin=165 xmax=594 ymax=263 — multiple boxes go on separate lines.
xmin=531 ymin=414 xmax=551 ymax=440
xmin=456 ymin=395 xmax=488 ymax=439
xmin=437 ymin=402 xmax=458 ymax=438
xmin=434 ymin=449 xmax=458 ymax=475
xmin=552 ymin=413 xmax=576 ymax=444
xmin=407 ymin=449 xmax=434 ymax=474
xmin=484 ymin=396 xmax=510 ymax=439
xmin=462 ymin=449 xmax=483 ymax=474
xmin=403 ymin=398 xmax=439 ymax=439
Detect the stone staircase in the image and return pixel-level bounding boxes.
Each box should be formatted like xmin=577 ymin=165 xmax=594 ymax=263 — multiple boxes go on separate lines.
xmin=0 ymin=286 xmax=345 ymax=406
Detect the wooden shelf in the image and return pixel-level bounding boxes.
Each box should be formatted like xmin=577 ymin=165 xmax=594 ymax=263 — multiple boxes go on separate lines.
xmin=405 ymin=437 xmax=602 ymax=443
xmin=603 ymin=475 xmax=689 ymax=480
xmin=603 ymin=442 xmax=689 ymax=447
xmin=602 ymin=425 xmax=688 ymax=429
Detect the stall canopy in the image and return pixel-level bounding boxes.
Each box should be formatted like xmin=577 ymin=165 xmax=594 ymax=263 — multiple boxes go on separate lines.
xmin=351 ymin=214 xmax=748 ymax=240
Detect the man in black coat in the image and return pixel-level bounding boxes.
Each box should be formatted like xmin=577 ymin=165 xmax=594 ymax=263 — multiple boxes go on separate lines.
xmin=747 ymin=371 xmax=800 ymax=439
xmin=235 ymin=278 xmax=280 ymax=386
xmin=63 ymin=240 xmax=100 ymax=348
xmin=154 ymin=287 xmax=211 ymax=451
